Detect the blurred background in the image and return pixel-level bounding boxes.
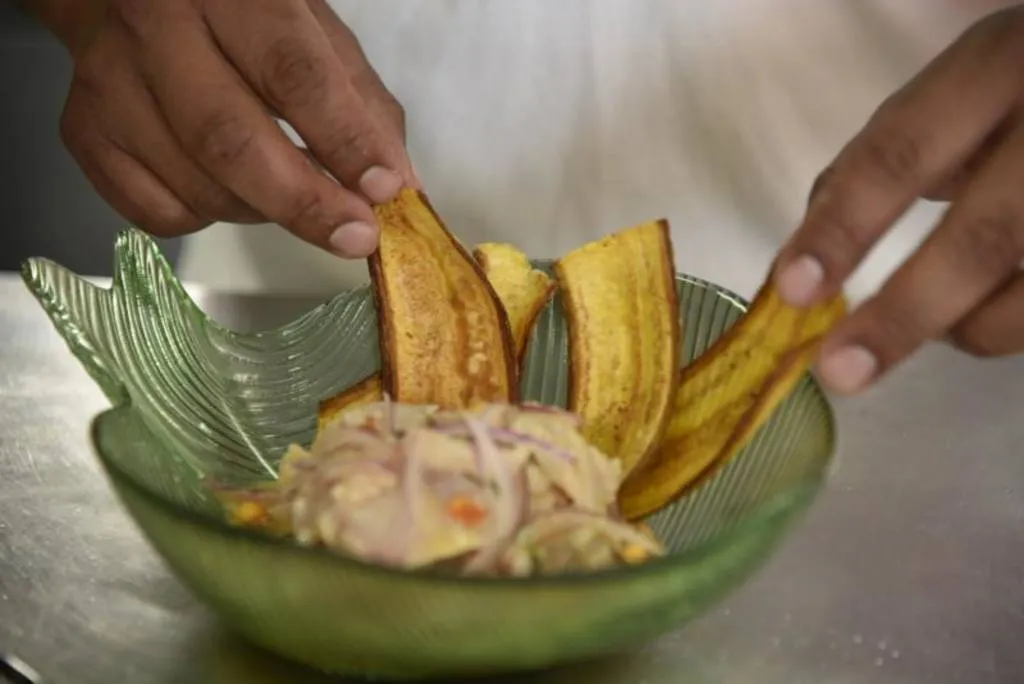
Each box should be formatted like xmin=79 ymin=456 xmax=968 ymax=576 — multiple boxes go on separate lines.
xmin=0 ymin=1 xmax=181 ymax=276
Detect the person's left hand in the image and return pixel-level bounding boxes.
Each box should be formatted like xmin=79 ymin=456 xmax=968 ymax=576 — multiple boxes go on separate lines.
xmin=773 ymin=6 xmax=1024 ymax=395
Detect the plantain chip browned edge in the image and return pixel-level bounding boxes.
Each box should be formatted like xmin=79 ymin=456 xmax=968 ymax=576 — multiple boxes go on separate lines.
xmin=317 ymin=242 xmax=555 ymax=432
xmin=369 ymin=188 xmax=517 ymax=409
xmin=554 ymin=219 xmax=680 ymax=475
xmin=618 ymin=280 xmax=846 ymax=521
xmin=316 ymin=374 xmax=383 ymax=434
xmin=473 ymin=242 xmax=556 ymax=365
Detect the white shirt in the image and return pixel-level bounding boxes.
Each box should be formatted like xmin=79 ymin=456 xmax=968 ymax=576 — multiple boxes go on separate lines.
xmin=177 ymin=0 xmax=997 ymax=302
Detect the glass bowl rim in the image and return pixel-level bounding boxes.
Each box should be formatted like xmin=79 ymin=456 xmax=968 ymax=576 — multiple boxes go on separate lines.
xmin=85 ymin=271 xmax=838 ymax=589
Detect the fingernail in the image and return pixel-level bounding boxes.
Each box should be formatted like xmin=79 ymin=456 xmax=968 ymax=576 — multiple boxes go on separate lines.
xmin=817 ymin=345 xmax=877 ymax=394
xmin=328 ymin=221 xmax=378 ymax=258
xmin=359 ymin=166 xmax=404 ymax=204
xmin=775 ymin=255 xmax=824 ymax=307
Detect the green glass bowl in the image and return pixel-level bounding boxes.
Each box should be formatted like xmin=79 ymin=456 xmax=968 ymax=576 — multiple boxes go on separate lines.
xmin=22 ymin=229 xmax=836 ymax=680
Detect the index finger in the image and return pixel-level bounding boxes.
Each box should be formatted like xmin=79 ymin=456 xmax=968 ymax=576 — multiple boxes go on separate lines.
xmin=123 ymin=4 xmax=380 ymax=256
xmin=817 ymin=120 xmax=1024 ymax=393
xmin=774 ymin=12 xmax=1024 ymax=307
xmin=205 ymin=0 xmax=412 ymax=202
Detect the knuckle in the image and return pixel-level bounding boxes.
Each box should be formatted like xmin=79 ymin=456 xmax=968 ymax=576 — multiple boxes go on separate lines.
xmin=282 ymin=189 xmax=334 ymax=235
xmin=856 ymin=124 xmax=924 ymax=187
xmin=189 ymin=112 xmax=256 ymax=167
xmin=320 ymin=121 xmax=375 ymax=171
xmin=862 ymin=300 xmax=930 ymax=365
xmin=803 ymin=202 xmax=871 ymax=275
xmin=261 ymin=37 xmax=330 ymax=109
xmin=953 ymin=207 xmax=1024 ymax=273
xmin=821 ymin=211 xmax=868 ymax=255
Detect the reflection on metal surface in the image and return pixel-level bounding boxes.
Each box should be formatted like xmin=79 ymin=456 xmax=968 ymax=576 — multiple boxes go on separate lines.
xmin=2 ymin=274 xmax=1024 ymax=683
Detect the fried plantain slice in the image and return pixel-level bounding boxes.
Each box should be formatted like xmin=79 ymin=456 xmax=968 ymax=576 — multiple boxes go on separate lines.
xmin=554 ymin=219 xmax=680 ymax=475
xmin=369 ymin=188 xmax=517 ymax=408
xmin=618 ymin=280 xmax=847 ymax=520
xmin=315 ymin=244 xmax=555 ymax=433
xmin=316 ymin=374 xmax=384 ymax=433
xmin=472 ymin=242 xmax=555 ymax=363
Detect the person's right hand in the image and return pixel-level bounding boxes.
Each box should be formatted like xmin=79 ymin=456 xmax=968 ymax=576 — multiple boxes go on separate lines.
xmin=47 ymin=0 xmax=414 ymax=258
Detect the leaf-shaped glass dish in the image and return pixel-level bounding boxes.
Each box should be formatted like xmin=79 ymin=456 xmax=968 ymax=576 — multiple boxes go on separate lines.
xmin=22 ymin=229 xmax=836 ymax=681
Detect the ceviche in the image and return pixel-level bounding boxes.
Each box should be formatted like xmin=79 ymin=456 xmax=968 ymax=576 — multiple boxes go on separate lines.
xmin=219 ymin=400 xmax=664 ymax=577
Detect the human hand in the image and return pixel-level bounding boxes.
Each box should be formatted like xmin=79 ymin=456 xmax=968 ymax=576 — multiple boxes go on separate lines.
xmin=48 ymin=0 xmax=413 ymax=258
xmin=773 ymin=6 xmax=1024 ymax=394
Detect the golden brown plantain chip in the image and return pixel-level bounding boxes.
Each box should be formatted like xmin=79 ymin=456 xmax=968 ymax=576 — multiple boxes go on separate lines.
xmin=472 ymin=242 xmax=555 ymax=363
xmin=617 ymin=280 xmax=846 ymax=520
xmin=369 ymin=188 xmax=517 ymax=408
xmin=315 ymin=244 xmax=555 ymax=432
xmin=554 ymin=219 xmax=680 ymax=475
xmin=316 ymin=374 xmax=384 ymax=433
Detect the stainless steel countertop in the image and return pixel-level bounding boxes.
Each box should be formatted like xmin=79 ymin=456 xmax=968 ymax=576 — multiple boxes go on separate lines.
xmin=2 ymin=270 xmax=1023 ymax=684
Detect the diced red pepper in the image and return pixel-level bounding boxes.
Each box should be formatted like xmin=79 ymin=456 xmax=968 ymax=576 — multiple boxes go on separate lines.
xmin=447 ymin=496 xmax=488 ymax=527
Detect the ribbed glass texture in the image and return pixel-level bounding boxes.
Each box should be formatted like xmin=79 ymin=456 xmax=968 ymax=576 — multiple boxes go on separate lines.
xmin=22 ymin=229 xmax=835 ymax=680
